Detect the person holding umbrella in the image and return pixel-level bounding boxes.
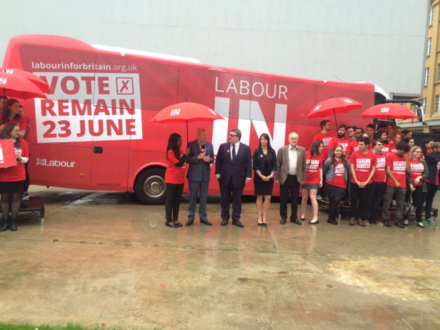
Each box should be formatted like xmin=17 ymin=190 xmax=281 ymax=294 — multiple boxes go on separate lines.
xmin=0 ymin=123 xmax=29 ymax=232
xmin=328 ymin=125 xmax=349 ymax=156
xmin=2 ymin=99 xmax=26 ymax=136
xmin=164 ymin=133 xmax=190 ymax=228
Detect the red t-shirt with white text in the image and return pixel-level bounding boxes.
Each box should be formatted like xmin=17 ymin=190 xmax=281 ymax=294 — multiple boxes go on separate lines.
xmin=386 ymin=153 xmax=407 ymax=188
xmin=304 ymin=152 xmax=322 ymax=184
xmin=328 ymin=137 xmax=349 ymax=155
xmin=408 ymin=160 xmax=424 ymax=187
xmin=313 ymin=132 xmax=332 ymax=162
xmin=372 ymin=152 xmax=386 ymax=183
xmin=350 ymin=150 xmax=377 ymax=183
xmin=326 ymin=159 xmax=346 ymax=189
xmin=346 ymin=140 xmax=359 ymax=156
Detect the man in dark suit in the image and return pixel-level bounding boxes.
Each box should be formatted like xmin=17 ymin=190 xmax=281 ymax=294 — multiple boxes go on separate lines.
xmin=215 ymin=129 xmax=252 ymax=227
xmin=186 ymin=128 xmax=214 ymax=226
xmin=276 ymin=132 xmax=307 ymax=225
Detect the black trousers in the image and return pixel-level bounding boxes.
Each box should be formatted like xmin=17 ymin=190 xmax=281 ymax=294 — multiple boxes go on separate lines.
xmin=425 ymin=182 xmax=438 ymax=220
xmin=280 ymin=175 xmax=300 ymax=220
xmin=165 ymin=183 xmax=184 ymax=223
xmin=412 ymin=186 xmax=424 ymax=223
xmin=350 ymin=183 xmax=371 ymax=220
xmin=366 ymin=182 xmax=385 ymax=223
xmin=219 ymin=176 xmax=244 ymax=222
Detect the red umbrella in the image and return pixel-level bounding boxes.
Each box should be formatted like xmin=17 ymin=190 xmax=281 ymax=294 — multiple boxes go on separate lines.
xmin=360 ymin=104 xmax=419 ymax=120
xmin=1 ymin=68 xmax=49 ymax=93
xmin=0 ymin=73 xmax=47 ymax=99
xmin=308 ymin=97 xmax=362 ymax=126
xmin=150 ymin=102 xmax=224 ymax=141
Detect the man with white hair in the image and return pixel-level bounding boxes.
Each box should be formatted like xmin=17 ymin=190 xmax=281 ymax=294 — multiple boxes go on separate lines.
xmin=186 ymin=128 xmax=214 ymax=226
xmin=276 ymin=132 xmax=307 ymax=225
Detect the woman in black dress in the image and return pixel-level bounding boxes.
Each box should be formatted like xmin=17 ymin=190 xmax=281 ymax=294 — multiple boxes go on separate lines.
xmin=253 ymin=133 xmax=277 ymax=225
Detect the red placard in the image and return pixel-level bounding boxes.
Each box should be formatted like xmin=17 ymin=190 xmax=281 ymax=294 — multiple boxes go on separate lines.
xmin=0 ymin=139 xmax=17 ymax=168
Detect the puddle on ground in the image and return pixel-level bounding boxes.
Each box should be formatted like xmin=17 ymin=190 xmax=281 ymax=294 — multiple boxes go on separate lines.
xmin=329 ymin=257 xmax=440 ymax=301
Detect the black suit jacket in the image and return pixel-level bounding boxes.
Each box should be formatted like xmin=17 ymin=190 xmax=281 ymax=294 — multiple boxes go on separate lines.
xmin=253 ymin=148 xmax=277 ymax=175
xmin=215 ymin=142 xmax=252 ymax=189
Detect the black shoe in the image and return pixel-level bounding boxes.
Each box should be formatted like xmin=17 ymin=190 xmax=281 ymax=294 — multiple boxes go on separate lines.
xmin=221 ymin=219 xmax=229 ymax=226
xmin=327 ymin=219 xmax=338 ymax=225
xmin=308 ymin=219 xmax=319 ymax=225
xmin=186 ymin=220 xmax=194 ymax=226
xmin=232 ymin=220 xmax=244 ymax=228
xmin=9 ymin=220 xmax=17 ymax=232
xmin=200 ymin=219 xmax=212 ymax=226
xmin=0 ymin=221 xmax=8 ymax=232
xmin=174 ymin=221 xmax=183 ymax=227
xmin=300 ymin=217 xmax=306 ymax=221
xmin=165 ymin=222 xmax=178 ymax=228
xmin=395 ymin=221 xmax=405 ymax=229
xmin=280 ymin=218 xmax=287 ymax=225
xmin=383 ymin=220 xmax=392 ymax=227
xmin=290 ymin=218 xmax=302 ymax=225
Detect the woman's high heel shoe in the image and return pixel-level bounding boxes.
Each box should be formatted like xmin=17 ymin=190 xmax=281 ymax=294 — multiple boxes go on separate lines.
xmin=166 ymin=222 xmax=178 ymax=228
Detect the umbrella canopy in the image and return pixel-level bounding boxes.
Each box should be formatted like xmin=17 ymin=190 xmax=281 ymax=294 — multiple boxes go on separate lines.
xmin=0 ymin=73 xmax=47 ymax=99
xmin=360 ymin=104 xmax=419 ymax=120
xmin=1 ymin=68 xmax=49 ymax=93
xmin=150 ymin=102 xmax=224 ymax=123
xmin=308 ymin=97 xmax=362 ymax=119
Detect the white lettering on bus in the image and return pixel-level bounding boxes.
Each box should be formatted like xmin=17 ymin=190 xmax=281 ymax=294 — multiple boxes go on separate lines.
xmin=215 ymin=77 xmax=288 ymax=100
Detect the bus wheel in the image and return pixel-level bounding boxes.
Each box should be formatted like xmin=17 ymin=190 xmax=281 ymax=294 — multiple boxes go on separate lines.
xmin=135 ymin=168 xmax=166 ymax=204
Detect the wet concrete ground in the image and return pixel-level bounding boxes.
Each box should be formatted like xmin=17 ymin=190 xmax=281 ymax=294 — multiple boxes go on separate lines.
xmin=0 ymin=186 xmax=440 ymax=330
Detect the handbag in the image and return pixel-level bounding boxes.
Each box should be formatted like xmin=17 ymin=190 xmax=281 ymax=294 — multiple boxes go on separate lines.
xmin=403 ymin=192 xmax=416 ymax=216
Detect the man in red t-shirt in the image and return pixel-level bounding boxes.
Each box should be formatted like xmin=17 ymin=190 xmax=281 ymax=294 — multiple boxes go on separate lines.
xmin=366 ymin=139 xmax=387 ymax=224
xmin=346 ymin=127 xmax=365 ymax=157
xmin=382 ymin=142 xmax=410 ymax=228
xmin=328 ymin=124 xmax=349 ymax=157
xmin=313 ymin=120 xmax=332 ymax=163
xmin=349 ymin=137 xmax=376 ymax=226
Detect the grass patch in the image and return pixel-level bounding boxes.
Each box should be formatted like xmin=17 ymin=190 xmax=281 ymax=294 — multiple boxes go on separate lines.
xmin=0 ymin=322 xmax=162 ymax=330
xmin=79 ymin=241 xmax=86 ymax=244
xmin=219 ymin=247 xmax=237 ymax=251
xmin=52 ymin=239 xmax=59 ymax=242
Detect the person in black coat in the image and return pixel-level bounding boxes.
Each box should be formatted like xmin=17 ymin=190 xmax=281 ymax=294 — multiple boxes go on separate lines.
xmin=215 ymin=129 xmax=252 ymax=228
xmin=253 ymin=133 xmax=277 ymax=226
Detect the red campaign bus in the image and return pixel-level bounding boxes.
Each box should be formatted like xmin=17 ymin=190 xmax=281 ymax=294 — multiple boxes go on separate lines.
xmin=2 ymin=34 xmax=382 ymax=204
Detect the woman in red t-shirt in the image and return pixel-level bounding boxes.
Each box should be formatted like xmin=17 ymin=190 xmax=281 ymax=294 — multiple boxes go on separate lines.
xmin=0 ymin=123 xmax=29 ymax=232
xmin=164 ymin=133 xmax=190 ymax=228
xmin=375 ymin=130 xmax=391 ymax=155
xmin=406 ymin=146 xmax=427 ymax=228
xmin=300 ymin=140 xmax=323 ymax=224
xmin=323 ymin=144 xmax=350 ymax=225
xmin=2 ymin=99 xmax=27 ymax=137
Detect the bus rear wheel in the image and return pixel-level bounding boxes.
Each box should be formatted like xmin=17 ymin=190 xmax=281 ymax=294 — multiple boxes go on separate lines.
xmin=134 ymin=168 xmax=166 ymax=204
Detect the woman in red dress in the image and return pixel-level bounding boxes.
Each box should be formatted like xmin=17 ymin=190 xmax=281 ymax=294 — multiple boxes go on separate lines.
xmin=164 ymin=133 xmax=190 ymax=228
xmin=0 ymin=123 xmax=29 ymax=232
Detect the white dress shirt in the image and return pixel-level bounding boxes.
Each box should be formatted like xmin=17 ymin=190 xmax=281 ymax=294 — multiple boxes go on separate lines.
xmin=231 ymin=142 xmax=240 ymax=160
xmin=288 ymin=145 xmax=298 ymax=175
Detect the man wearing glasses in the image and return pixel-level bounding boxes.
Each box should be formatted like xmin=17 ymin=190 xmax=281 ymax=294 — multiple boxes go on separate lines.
xmin=215 ymin=129 xmax=252 ymax=227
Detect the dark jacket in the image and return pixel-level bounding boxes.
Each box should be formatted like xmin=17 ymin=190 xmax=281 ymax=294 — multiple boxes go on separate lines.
xmin=424 ymin=152 xmax=440 ymax=185
xmin=215 ymin=142 xmax=252 ymax=189
xmin=186 ymin=140 xmax=214 ymax=182
xmin=253 ymin=148 xmax=277 ymax=175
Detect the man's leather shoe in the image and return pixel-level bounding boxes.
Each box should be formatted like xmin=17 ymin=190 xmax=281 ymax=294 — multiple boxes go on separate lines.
xmin=327 ymin=219 xmax=338 ymax=225
xmin=200 ymin=219 xmax=212 ymax=226
xmin=186 ymin=220 xmax=194 ymax=226
xmin=290 ymin=218 xmax=302 ymax=225
xmin=383 ymin=220 xmax=392 ymax=227
xmin=280 ymin=218 xmax=287 ymax=224
xmin=232 ymin=220 xmax=244 ymax=228
xmin=395 ymin=221 xmax=405 ymax=229
xmin=221 ymin=219 xmax=229 ymax=226
xmin=0 ymin=221 xmax=8 ymax=232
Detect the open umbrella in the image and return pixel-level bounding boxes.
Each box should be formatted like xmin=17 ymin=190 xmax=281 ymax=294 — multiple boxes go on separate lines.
xmin=150 ymin=102 xmax=224 ymax=142
xmin=0 ymin=73 xmax=47 ymax=99
xmin=360 ymin=104 xmax=419 ymax=120
xmin=308 ymin=97 xmax=362 ymax=126
xmin=1 ymin=68 xmax=49 ymax=93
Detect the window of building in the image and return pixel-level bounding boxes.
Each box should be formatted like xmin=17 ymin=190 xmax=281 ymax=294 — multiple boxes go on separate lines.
xmin=425 ymin=68 xmax=430 ymax=85
xmin=438 ymin=64 xmax=440 ymax=81
xmin=414 ymin=98 xmax=426 ymax=113
xmin=427 ymin=38 xmax=432 ymax=56
xmin=436 ymin=95 xmax=440 ymax=113
xmin=430 ymin=7 xmax=434 ymax=25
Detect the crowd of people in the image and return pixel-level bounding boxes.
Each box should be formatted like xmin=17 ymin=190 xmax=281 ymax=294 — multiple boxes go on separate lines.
xmin=0 ymin=97 xmax=31 ymax=232
xmin=164 ymin=121 xmax=440 ymax=229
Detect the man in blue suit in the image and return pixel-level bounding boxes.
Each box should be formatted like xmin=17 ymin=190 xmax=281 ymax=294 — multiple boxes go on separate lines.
xmin=215 ymin=129 xmax=252 ymax=228
xmin=186 ymin=128 xmax=215 ymax=226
